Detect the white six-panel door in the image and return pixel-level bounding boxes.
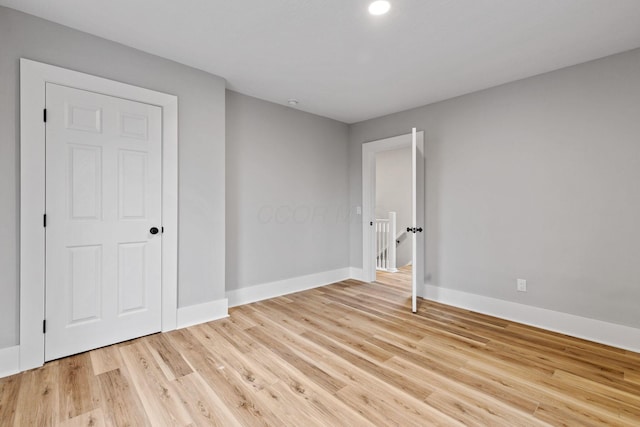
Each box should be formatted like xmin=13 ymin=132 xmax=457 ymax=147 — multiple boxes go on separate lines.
xmin=45 ymin=83 xmax=162 ymax=361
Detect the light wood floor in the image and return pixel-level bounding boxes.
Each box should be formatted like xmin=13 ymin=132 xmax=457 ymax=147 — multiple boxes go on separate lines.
xmin=2 ymin=268 xmax=640 ymax=426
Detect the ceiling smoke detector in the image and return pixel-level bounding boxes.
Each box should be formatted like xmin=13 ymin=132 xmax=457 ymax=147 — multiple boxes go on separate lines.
xmin=369 ymin=1 xmax=391 ymax=16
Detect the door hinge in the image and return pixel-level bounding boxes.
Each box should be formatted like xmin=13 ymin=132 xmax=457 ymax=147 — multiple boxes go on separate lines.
xmin=161 ymin=226 xmax=164 ymax=234
xmin=43 ymin=214 xmax=47 ymax=227
xmin=43 ymin=319 xmax=46 ymax=334
xmin=43 ymin=109 xmax=47 ymax=123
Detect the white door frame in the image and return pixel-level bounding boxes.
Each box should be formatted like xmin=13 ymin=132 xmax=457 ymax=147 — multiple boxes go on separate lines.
xmin=361 ymin=130 xmax=425 ymax=283
xmin=20 ymin=59 xmax=178 ymax=371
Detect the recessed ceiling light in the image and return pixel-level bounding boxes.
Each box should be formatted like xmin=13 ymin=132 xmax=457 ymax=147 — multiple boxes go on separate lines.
xmin=369 ymin=1 xmax=391 ymax=16
xmin=287 ymin=99 xmax=299 ymax=106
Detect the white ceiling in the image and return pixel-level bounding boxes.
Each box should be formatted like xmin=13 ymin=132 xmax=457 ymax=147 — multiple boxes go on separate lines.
xmin=3 ymin=0 xmax=640 ymax=123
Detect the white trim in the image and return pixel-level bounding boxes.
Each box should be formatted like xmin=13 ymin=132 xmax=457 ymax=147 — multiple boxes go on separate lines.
xmin=422 ymin=284 xmax=640 ymax=353
xmin=227 ymin=268 xmax=351 ymax=308
xmin=20 ymin=58 xmax=179 ymax=372
xmin=177 ymin=299 xmax=229 ymax=329
xmin=0 ymin=346 xmax=20 ymax=379
xmin=362 ymin=131 xmax=424 ymax=283
xmin=349 ymin=267 xmax=365 ymax=282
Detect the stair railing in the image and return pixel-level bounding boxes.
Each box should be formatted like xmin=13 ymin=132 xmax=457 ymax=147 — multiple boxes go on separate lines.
xmin=375 ymin=211 xmax=398 ymax=272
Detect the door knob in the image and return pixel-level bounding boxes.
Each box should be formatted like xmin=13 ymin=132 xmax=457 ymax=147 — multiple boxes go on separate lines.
xmin=150 ymin=227 xmax=159 ymax=235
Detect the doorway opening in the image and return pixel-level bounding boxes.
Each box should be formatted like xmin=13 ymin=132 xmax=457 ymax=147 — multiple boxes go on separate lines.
xmin=373 ymin=146 xmax=413 ymax=285
xmin=362 ymin=129 xmax=424 ymax=312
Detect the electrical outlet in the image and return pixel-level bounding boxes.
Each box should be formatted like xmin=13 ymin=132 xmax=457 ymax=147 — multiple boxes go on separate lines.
xmin=517 ymin=278 xmax=527 ymax=292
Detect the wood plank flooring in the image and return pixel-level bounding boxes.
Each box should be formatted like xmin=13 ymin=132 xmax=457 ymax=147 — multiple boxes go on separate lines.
xmin=2 ymin=267 xmax=640 ymax=426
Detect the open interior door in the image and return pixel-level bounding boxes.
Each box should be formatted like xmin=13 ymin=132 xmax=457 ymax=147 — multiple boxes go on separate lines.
xmin=411 ymin=128 xmax=425 ymax=313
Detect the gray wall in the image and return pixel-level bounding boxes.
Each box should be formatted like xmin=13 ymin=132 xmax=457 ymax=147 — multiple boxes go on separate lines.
xmin=375 ymin=147 xmax=412 ymax=267
xmin=0 ymin=7 xmax=226 ymax=349
xmin=226 ymin=91 xmax=350 ymax=291
xmin=350 ymin=48 xmax=640 ymax=329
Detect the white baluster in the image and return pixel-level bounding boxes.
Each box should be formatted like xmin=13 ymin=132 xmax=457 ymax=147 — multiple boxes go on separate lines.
xmin=382 ymin=221 xmax=386 ymax=270
xmin=376 ymin=221 xmax=381 ymax=270
xmin=388 ymin=212 xmax=398 ymax=272
xmin=384 ymin=222 xmax=388 ymax=270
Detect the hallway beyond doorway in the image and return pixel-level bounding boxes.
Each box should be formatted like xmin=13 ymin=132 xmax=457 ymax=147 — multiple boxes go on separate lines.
xmin=376 ymin=264 xmax=412 ymax=290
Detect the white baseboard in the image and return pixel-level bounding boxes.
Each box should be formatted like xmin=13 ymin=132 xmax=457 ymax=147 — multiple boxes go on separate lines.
xmin=176 ymin=298 xmax=229 ymax=329
xmin=349 ymin=267 xmax=364 ymax=282
xmin=227 ymin=268 xmax=351 ymax=308
xmin=421 ymin=284 xmax=640 ymax=353
xmin=0 ymin=345 xmax=20 ymax=379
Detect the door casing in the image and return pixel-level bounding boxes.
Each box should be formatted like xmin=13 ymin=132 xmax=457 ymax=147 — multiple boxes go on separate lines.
xmin=20 ymin=58 xmax=178 ymax=371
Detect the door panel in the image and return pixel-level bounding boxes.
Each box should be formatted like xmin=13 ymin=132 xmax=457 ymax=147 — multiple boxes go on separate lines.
xmin=118 ymin=242 xmax=148 ymax=314
xmin=68 ymin=244 xmax=102 ymax=324
xmin=45 ymin=83 xmax=162 ymax=361
xmin=69 ymin=144 xmax=102 ymax=219
xmin=66 ymin=103 xmax=102 ymax=133
xmin=119 ymin=150 xmax=148 ymax=219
